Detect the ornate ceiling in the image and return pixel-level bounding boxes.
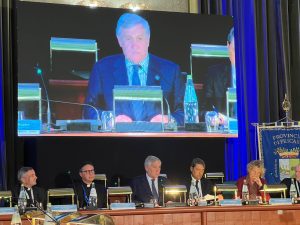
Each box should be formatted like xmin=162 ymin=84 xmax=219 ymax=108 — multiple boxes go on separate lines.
xmin=20 ymin=0 xmax=192 ymax=13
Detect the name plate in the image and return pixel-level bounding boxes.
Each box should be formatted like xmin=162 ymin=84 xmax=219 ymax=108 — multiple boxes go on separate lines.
xmin=269 ymin=198 xmax=292 ymax=205
xmin=51 ymin=204 xmax=77 ymax=212
xmin=18 ymin=119 xmax=41 ymax=135
xmin=165 ymin=202 xmax=186 ymax=207
xmin=219 ymin=199 xmax=242 ymax=206
xmin=115 ymin=122 xmax=163 ymax=132
xmin=110 ymin=203 xmax=136 ymax=210
xmin=0 ymin=207 xmax=16 ymax=215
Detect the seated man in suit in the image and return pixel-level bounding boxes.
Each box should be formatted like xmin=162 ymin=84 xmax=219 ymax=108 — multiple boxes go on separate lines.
xmin=74 ymin=162 xmax=106 ymax=209
xmin=202 ymin=27 xmax=236 ymax=121
xmin=12 ymin=167 xmax=46 ymax=208
xmin=83 ymin=12 xmax=184 ymax=126
xmin=281 ymin=164 xmax=300 ymax=198
xmin=185 ymin=158 xmax=213 ymax=199
xmin=131 ymin=156 xmax=167 ymax=206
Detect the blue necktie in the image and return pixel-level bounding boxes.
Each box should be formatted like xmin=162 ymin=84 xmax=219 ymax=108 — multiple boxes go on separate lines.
xmin=132 ymin=65 xmax=140 ymax=85
xmin=131 ymin=65 xmax=143 ymax=120
xmin=151 ymin=179 xmax=159 ymax=201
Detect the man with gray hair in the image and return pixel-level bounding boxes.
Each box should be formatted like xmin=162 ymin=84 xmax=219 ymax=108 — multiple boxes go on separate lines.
xmin=13 ymin=167 xmax=46 ymax=208
xmin=131 ymin=155 xmax=167 ymax=206
xmin=83 ymin=12 xmax=184 ymax=125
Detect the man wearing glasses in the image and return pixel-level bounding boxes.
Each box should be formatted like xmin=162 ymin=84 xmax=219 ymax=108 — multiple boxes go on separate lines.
xmin=75 ymin=162 xmax=106 ymax=209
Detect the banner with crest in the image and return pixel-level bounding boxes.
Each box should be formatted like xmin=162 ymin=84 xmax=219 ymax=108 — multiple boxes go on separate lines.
xmin=257 ymin=126 xmax=300 ymax=184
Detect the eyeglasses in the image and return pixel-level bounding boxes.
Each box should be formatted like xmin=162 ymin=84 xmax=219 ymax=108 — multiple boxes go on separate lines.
xmin=80 ymin=169 xmax=95 ymax=174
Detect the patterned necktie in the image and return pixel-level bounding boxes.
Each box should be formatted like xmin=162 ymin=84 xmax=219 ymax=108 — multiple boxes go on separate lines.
xmin=131 ymin=64 xmax=143 ymax=120
xmin=132 ymin=65 xmax=140 ymax=85
xmin=151 ymin=179 xmax=159 ymax=201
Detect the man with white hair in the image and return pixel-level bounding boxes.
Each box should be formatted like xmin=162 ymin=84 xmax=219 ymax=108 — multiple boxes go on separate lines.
xmin=131 ymin=155 xmax=167 ymax=205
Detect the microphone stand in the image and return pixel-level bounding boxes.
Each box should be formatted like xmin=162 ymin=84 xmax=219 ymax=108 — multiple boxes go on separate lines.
xmin=34 ymin=201 xmax=60 ymax=225
xmin=42 ymin=99 xmax=100 ymax=121
xmin=34 ymin=65 xmax=51 ymax=132
xmin=67 ymin=171 xmax=79 ymax=209
xmin=41 ymin=99 xmax=101 ymax=132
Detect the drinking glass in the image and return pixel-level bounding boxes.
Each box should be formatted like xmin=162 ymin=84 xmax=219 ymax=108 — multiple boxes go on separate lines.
xmin=101 ymin=111 xmax=115 ymax=131
xmin=205 ymin=111 xmax=219 ymax=132
xmin=198 ymin=197 xmax=207 ymax=206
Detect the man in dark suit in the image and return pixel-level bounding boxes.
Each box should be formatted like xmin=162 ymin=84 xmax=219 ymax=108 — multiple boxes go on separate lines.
xmin=12 ymin=167 xmax=46 ymax=209
xmin=184 ymin=158 xmax=213 ymax=198
xmin=281 ymin=164 xmax=300 ymax=198
xmin=203 ymin=27 xmax=236 ymax=118
xmin=131 ymin=156 xmax=167 ymax=206
xmin=74 ymin=162 xmax=106 ymax=209
xmin=83 ymin=13 xmax=184 ymax=126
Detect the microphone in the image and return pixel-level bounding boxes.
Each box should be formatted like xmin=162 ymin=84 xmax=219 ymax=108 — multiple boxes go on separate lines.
xmin=159 ymin=176 xmax=166 ymax=188
xmin=34 ymin=64 xmax=51 ymax=131
xmin=66 ymin=170 xmax=79 ymax=209
xmin=41 ymin=99 xmax=101 ymax=121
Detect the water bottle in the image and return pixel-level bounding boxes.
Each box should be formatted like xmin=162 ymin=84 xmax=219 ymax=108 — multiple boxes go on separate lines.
xmin=184 ymin=75 xmax=199 ymax=124
xmin=18 ymin=185 xmax=27 ymax=215
xmin=11 ymin=206 xmax=22 ymax=225
xmin=88 ymin=182 xmax=97 ymax=209
xmin=44 ymin=203 xmax=54 ymax=225
xmin=241 ymin=179 xmax=249 ymax=205
xmin=290 ymin=179 xmax=297 ymax=203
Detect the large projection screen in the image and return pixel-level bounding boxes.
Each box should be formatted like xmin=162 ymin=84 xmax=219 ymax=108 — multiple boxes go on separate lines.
xmin=16 ymin=1 xmax=237 ymax=137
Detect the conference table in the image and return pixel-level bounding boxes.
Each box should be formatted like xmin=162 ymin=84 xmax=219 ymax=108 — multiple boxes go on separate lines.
xmin=1 ymin=205 xmax=300 ymax=225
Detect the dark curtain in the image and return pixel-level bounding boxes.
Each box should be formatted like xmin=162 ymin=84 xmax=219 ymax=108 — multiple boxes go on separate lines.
xmin=0 ymin=8 xmax=6 ymax=190
xmin=198 ymin=0 xmax=300 ymax=180
xmin=0 ymin=0 xmax=7 ymax=190
xmin=0 ymin=0 xmax=18 ymax=190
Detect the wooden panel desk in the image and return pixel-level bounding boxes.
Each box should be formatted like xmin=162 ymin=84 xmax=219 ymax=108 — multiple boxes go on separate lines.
xmin=84 ymin=205 xmax=300 ymax=225
xmin=0 ymin=214 xmax=31 ymax=225
xmin=1 ymin=205 xmax=300 ymax=225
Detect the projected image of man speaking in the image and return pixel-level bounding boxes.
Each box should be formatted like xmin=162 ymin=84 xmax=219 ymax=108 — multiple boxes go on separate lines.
xmin=83 ymin=13 xmax=184 ymax=126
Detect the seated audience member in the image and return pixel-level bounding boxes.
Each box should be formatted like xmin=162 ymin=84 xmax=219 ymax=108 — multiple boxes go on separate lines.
xmin=185 ymin=158 xmax=213 ymax=198
xmin=281 ymin=164 xmax=300 ymax=198
xmin=236 ymin=160 xmax=270 ymax=200
xmin=12 ymin=167 xmax=46 ymax=208
xmin=74 ymin=162 xmax=106 ymax=209
xmin=131 ymin=155 xmax=167 ymax=206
